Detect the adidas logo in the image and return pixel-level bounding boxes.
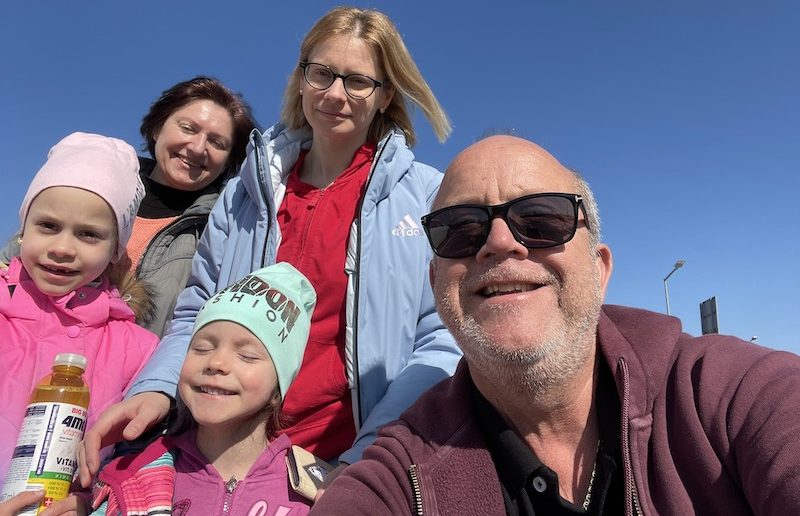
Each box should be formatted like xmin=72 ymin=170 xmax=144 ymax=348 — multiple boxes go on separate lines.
xmin=391 ymin=214 xmax=422 ymax=237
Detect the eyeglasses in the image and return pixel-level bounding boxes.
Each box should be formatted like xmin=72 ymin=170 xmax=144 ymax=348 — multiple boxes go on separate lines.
xmin=420 ymin=193 xmax=589 ymax=259
xmin=299 ymin=62 xmax=384 ymax=100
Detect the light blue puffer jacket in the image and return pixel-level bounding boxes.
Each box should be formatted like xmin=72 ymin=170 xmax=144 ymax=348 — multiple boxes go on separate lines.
xmin=128 ymin=123 xmax=462 ymax=464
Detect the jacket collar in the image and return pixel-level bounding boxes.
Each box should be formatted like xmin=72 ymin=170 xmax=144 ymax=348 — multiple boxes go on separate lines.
xmin=597 ymin=304 xmax=683 ymax=419
xmin=0 ymin=257 xmax=136 ymax=326
xmin=241 ymin=123 xmax=416 ymax=217
xmin=360 ymin=130 xmax=415 ymax=214
xmin=404 ymin=304 xmax=683 ymax=434
xmin=398 ymin=361 xmax=506 ymax=514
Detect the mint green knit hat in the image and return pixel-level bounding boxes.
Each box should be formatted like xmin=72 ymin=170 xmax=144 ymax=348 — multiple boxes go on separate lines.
xmin=192 ymin=263 xmax=316 ymax=399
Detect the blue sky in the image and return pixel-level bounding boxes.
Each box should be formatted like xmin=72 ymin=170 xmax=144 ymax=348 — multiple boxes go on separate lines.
xmin=2 ymin=2 xmax=798 ymax=353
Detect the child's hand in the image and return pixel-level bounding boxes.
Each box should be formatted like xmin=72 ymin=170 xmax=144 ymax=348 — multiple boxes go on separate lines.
xmin=39 ymin=494 xmax=87 ymax=516
xmin=77 ymin=391 xmax=171 ymax=488
xmin=0 ymin=490 xmax=44 ymax=515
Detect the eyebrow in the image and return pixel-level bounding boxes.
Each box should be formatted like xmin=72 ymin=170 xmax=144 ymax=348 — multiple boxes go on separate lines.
xmin=234 ymin=339 xmax=267 ymax=352
xmin=32 ymin=212 xmax=114 ymax=233
xmin=308 ymin=60 xmax=379 ymax=78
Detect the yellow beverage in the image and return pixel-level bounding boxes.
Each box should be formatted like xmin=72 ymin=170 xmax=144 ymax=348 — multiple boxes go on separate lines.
xmin=1 ymin=353 xmax=90 ymax=514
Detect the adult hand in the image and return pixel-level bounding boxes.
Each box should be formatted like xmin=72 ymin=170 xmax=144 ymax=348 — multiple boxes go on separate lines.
xmin=77 ymin=392 xmax=171 ymax=487
xmin=39 ymin=495 xmax=87 ymax=516
xmin=0 ymin=490 xmax=44 ymax=515
xmin=313 ymin=462 xmax=349 ymax=503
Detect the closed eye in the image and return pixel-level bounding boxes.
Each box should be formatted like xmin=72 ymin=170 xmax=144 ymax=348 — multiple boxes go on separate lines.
xmin=189 ymin=344 xmax=213 ymax=354
xmin=238 ymin=353 xmax=261 ymax=363
xmin=209 ymin=138 xmax=229 ymax=151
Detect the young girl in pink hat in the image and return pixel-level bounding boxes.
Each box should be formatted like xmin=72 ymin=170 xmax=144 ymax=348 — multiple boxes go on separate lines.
xmin=0 ymin=132 xmax=160 ymax=492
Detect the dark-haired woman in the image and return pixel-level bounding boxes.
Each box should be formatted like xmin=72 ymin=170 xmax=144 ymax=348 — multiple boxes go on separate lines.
xmin=2 ymin=77 xmax=257 ymax=337
xmin=126 ymin=77 xmax=256 ymax=336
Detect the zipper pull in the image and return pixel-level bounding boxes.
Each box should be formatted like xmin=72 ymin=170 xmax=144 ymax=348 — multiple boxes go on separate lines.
xmin=225 ymin=476 xmax=239 ymax=494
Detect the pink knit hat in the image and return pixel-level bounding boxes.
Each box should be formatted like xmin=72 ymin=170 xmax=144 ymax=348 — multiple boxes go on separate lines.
xmin=19 ymin=132 xmax=145 ymax=262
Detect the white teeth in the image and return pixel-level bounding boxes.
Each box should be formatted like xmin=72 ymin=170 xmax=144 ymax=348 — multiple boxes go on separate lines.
xmin=44 ymin=265 xmax=75 ymax=274
xmin=480 ymin=283 xmax=537 ymax=296
xmin=199 ymin=386 xmax=234 ymax=396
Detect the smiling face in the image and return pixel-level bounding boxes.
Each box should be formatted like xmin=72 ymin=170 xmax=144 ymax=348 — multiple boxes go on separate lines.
xmin=20 ymin=187 xmax=116 ymax=296
xmin=179 ymin=320 xmax=279 ymax=436
xmin=301 ymin=35 xmax=394 ymax=148
xmin=150 ymin=99 xmax=235 ymax=191
xmin=430 ymin=136 xmax=613 ymax=393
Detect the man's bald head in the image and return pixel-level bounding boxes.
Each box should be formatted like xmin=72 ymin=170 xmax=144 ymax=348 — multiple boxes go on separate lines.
xmin=435 ymin=135 xmax=601 ymax=245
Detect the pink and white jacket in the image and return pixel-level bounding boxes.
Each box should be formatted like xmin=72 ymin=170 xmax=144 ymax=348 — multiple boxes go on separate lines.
xmin=90 ymin=430 xmax=311 ymax=516
xmin=0 ymin=257 xmax=159 ymax=479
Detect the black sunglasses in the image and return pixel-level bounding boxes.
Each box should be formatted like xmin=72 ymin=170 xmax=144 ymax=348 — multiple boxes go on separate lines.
xmin=420 ymin=193 xmax=589 ymax=259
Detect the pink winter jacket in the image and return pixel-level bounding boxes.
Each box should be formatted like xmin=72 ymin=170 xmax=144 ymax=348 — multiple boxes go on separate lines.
xmin=0 ymin=258 xmax=160 ymax=479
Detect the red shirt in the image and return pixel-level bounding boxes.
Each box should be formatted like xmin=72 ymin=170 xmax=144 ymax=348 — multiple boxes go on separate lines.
xmin=277 ymin=143 xmax=375 ymax=460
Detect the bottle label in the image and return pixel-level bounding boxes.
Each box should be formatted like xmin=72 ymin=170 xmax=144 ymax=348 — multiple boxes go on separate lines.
xmin=1 ymin=402 xmax=87 ymax=514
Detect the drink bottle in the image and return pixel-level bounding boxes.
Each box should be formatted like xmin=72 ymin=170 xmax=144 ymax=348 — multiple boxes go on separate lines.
xmin=1 ymin=353 xmax=90 ymax=514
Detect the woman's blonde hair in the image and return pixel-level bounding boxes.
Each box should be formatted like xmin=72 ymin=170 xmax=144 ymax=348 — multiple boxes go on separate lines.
xmin=281 ymin=6 xmax=451 ymax=147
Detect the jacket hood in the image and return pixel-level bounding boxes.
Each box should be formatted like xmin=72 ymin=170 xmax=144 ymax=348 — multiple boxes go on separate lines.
xmin=240 ymin=123 xmax=417 ymax=217
xmin=399 ymin=360 xmax=476 ymax=448
xmin=168 ymin=428 xmax=294 ymax=483
xmin=598 ymin=304 xmax=683 ymax=418
xmin=401 ymin=305 xmax=687 ymax=437
xmin=106 ymin=258 xmax=157 ymax=327
xmin=361 ymin=130 xmax=416 ymax=212
xmin=1 ymin=257 xmax=137 ymax=326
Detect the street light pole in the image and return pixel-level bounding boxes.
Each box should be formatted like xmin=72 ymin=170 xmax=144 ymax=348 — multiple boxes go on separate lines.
xmin=663 ymin=260 xmax=686 ymax=315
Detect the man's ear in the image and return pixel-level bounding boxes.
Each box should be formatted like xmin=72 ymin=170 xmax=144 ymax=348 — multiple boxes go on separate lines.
xmin=595 ymin=243 xmax=613 ymax=299
xmin=429 ymin=259 xmax=437 ymax=287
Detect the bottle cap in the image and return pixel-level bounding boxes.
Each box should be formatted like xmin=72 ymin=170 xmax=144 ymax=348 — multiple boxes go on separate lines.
xmin=54 ymin=353 xmax=87 ymax=370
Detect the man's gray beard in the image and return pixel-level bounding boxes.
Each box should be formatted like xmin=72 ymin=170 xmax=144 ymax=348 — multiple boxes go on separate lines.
xmin=442 ymin=278 xmax=603 ymax=401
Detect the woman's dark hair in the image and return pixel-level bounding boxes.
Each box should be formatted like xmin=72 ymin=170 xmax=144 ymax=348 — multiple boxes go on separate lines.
xmin=140 ymin=76 xmax=256 ymax=174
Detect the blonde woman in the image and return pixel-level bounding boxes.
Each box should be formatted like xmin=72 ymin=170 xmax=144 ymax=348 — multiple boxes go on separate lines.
xmin=80 ymin=5 xmax=461 ymax=494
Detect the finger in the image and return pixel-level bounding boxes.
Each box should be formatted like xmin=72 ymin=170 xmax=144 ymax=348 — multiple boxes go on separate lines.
xmin=0 ymin=490 xmax=44 ymax=515
xmin=77 ymin=441 xmax=92 ymax=488
xmin=79 ymin=428 xmax=103 ymax=481
xmin=39 ymin=494 xmax=79 ymax=516
xmin=120 ymin=409 xmax=155 ymax=441
xmin=120 ymin=394 xmax=171 ymax=441
xmin=80 ymin=403 xmax=130 ymax=477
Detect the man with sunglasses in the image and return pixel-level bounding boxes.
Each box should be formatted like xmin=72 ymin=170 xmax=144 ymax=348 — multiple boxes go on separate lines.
xmin=311 ymin=135 xmax=800 ymax=515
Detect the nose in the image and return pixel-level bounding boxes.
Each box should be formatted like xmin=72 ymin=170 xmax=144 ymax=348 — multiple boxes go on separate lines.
xmin=48 ymin=235 xmax=77 ymax=260
xmin=475 ymin=217 xmax=529 ymax=263
xmin=205 ymin=348 xmax=231 ymax=374
xmin=186 ymin=132 xmax=207 ymax=157
xmin=324 ymin=76 xmax=349 ymax=100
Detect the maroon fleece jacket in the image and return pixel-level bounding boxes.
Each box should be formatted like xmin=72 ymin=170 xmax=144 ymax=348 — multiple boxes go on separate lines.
xmin=311 ymin=305 xmax=800 ymax=515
